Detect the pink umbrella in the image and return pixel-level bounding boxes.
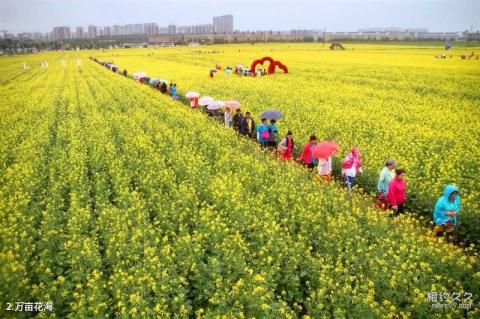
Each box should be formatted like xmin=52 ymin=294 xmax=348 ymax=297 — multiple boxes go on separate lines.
xmin=225 ymin=100 xmax=240 ymax=108
xmin=313 ymin=141 xmax=339 ymax=159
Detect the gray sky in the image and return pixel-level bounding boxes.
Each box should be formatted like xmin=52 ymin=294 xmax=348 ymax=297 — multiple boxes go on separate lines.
xmin=1 ymin=0 xmax=479 ymax=34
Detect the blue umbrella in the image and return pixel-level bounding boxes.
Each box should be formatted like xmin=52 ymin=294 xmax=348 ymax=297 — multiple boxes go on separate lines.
xmin=260 ymin=109 xmax=283 ymax=120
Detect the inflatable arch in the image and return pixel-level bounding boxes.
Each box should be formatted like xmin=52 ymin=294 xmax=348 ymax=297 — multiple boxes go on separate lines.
xmin=250 ymin=57 xmax=288 ymax=75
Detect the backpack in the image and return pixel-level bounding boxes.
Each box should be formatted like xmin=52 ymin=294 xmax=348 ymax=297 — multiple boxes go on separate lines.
xmin=261 ymin=128 xmax=270 ymax=140
xmin=342 ymin=156 xmax=354 ymax=169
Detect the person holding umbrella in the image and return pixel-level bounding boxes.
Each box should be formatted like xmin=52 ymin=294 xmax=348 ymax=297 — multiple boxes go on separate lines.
xmin=240 ymin=112 xmax=256 ymax=139
xmin=257 ymin=118 xmax=270 ymax=149
xmin=313 ymin=141 xmax=339 ymax=183
xmin=278 ymin=131 xmax=295 ymax=160
xmin=297 ymin=135 xmax=318 ymax=170
xmin=232 ymin=109 xmax=243 ymax=131
xmin=341 ymin=147 xmax=363 ymax=190
xmin=267 ymin=119 xmax=278 ymax=150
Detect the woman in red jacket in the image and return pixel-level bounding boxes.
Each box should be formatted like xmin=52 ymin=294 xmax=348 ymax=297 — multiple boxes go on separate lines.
xmin=297 ymin=135 xmax=318 ymax=169
xmin=387 ymin=168 xmax=406 ymax=216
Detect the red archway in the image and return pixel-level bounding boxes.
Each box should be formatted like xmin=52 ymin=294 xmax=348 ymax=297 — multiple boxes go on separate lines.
xmin=250 ymin=56 xmax=288 ymax=76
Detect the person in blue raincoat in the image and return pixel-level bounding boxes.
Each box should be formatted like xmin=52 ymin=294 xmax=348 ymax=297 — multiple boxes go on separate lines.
xmin=256 ymin=118 xmax=270 ymax=149
xmin=431 ymin=185 xmax=461 ymax=238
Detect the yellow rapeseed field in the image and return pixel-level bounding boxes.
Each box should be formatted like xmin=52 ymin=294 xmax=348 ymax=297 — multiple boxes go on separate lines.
xmin=0 ymin=44 xmax=479 ymax=318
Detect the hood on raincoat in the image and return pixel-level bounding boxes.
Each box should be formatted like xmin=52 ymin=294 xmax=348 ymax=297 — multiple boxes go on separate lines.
xmin=433 ymin=184 xmax=461 ymax=226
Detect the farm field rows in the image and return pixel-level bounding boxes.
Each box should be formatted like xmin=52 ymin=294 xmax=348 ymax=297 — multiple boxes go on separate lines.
xmin=94 ymin=43 xmax=480 ymax=245
xmin=0 ymin=46 xmax=479 ymax=318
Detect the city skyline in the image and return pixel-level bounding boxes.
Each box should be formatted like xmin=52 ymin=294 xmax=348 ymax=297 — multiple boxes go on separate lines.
xmin=1 ymin=0 xmax=479 ymax=35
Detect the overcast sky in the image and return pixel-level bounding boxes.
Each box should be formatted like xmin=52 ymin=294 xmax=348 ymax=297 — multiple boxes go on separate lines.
xmin=1 ymin=0 xmax=479 ymax=34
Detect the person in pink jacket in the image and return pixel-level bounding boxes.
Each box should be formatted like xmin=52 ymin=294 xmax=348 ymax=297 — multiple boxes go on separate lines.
xmin=296 ymin=135 xmax=318 ymax=169
xmin=387 ymin=168 xmax=406 ymax=216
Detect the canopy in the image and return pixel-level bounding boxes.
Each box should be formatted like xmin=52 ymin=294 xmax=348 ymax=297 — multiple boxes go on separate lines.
xmin=312 ymin=141 xmax=339 ymax=159
xmin=260 ymin=109 xmax=283 ymax=120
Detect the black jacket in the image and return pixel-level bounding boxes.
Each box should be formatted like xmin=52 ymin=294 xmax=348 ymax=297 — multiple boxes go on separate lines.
xmin=239 ymin=117 xmax=256 ymax=136
xmin=232 ymin=113 xmax=243 ymax=130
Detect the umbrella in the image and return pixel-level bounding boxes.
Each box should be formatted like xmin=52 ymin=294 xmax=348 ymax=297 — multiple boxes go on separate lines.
xmin=312 ymin=141 xmax=339 ymax=159
xmin=185 ymin=91 xmax=200 ymax=98
xmin=133 ymin=71 xmax=147 ymax=79
xmin=158 ymin=79 xmax=169 ymax=84
xmin=198 ymin=96 xmax=214 ymax=106
xmin=225 ymin=100 xmax=240 ymax=108
xmin=149 ymin=78 xmax=159 ymax=85
xmin=260 ymin=109 xmax=283 ymax=120
xmin=207 ymin=101 xmax=224 ymax=110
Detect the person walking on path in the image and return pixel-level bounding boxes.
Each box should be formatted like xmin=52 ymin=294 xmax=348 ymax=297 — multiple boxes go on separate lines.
xmin=341 ymin=147 xmax=363 ymax=190
xmin=160 ymin=82 xmax=167 ymax=94
xmin=171 ymin=83 xmax=177 ymax=97
xmin=267 ymin=119 xmax=278 ymax=150
xmin=297 ymin=135 xmax=318 ymax=169
xmin=278 ymin=131 xmax=295 ymax=160
xmin=317 ymin=156 xmax=333 ymax=183
xmin=431 ymin=185 xmax=460 ymax=238
xmin=224 ymin=107 xmax=233 ymax=128
xmin=232 ymin=109 xmax=243 ymax=131
xmin=239 ymin=112 xmax=256 ymax=139
xmin=387 ymin=168 xmax=406 ymax=216
xmin=376 ymin=159 xmax=396 ymax=210
xmin=256 ymin=118 xmax=270 ymax=149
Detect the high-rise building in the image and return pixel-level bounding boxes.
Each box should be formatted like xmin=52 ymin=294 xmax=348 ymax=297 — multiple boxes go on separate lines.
xmin=74 ymin=27 xmax=84 ymax=39
xmin=133 ymin=24 xmax=144 ymax=34
xmin=51 ymin=26 xmax=71 ymax=40
xmin=32 ymin=32 xmax=46 ymax=41
xmin=144 ymin=23 xmax=159 ymax=35
xmin=112 ymin=24 xmax=125 ymax=36
xmin=178 ymin=24 xmax=214 ymax=35
xmin=102 ymin=26 xmax=111 ymax=37
xmin=213 ymin=15 xmax=233 ymax=34
xmin=124 ymin=24 xmax=135 ymax=35
xmin=167 ymin=24 xmax=177 ymax=36
xmin=88 ymin=25 xmax=98 ymax=38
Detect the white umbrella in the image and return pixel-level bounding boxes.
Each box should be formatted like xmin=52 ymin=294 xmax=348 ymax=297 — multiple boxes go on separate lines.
xmin=207 ymin=101 xmax=224 ymax=110
xmin=185 ymin=91 xmax=200 ymax=98
xmin=198 ymin=96 xmax=214 ymax=106
xmin=158 ymin=79 xmax=169 ymax=84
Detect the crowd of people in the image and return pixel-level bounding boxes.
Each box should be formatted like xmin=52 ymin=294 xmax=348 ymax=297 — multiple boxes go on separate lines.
xmin=226 ymin=112 xmax=460 ymax=238
xmin=91 ymin=56 xmax=461 ymax=240
xmin=211 ymin=65 xmax=269 ymax=78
